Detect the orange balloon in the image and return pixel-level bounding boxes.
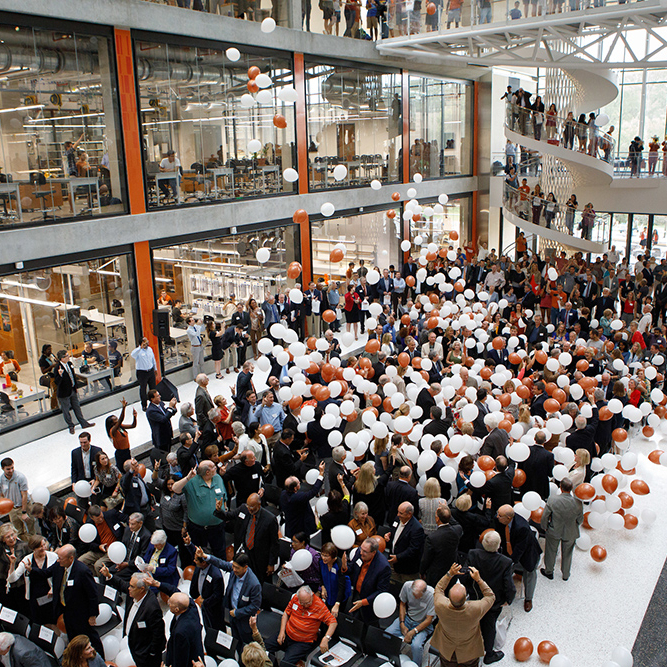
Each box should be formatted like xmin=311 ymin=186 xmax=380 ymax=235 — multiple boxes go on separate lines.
xmin=514 ymin=637 xmax=534 ymax=662
xmin=64 ymin=497 xmax=78 ymax=509
xmin=137 ymin=464 xmax=146 ymax=478
xmin=259 ymin=424 xmax=275 ymax=438
xmin=612 ymin=428 xmax=628 ymax=442
xmin=365 ymin=339 xmax=380 ymax=354
xmin=479 ymin=367 xmax=492 ymax=381
xmin=383 ymin=397 xmax=393 ymax=413
xmin=574 ymin=483 xmax=595 ymax=500
xmin=582 ymin=512 xmax=591 ymax=529
xmin=478 ymin=455 xmax=495 ymax=471
xmin=247 ymin=80 xmax=259 ymax=93
xmin=513 ymin=469 xmax=526 ymax=487
xmin=624 ymin=514 xmax=639 ymax=529
xmin=630 ymin=479 xmax=650 ymax=495
xmin=346 ymin=410 xmax=358 ymax=422
xmin=531 ymin=507 xmax=544 ymax=523
xmin=552 ymin=388 xmax=567 ymax=404
xmin=411 ymin=357 xmax=422 ymax=369
xmin=450 ymin=231 xmax=459 ymax=240
xmin=590 ymin=545 xmax=607 ymax=562
xmin=315 ymin=386 xmax=331 ymax=402
xmin=292 ymin=209 xmax=308 ymax=224
xmin=444 ymin=444 xmax=457 ymax=458
xmin=427 ymin=317 xmax=439 ymax=329
xmin=57 ymin=615 xmax=67 ymax=633
xmin=492 ymin=336 xmax=505 ymax=350
xmin=535 ymin=350 xmax=548 ymax=364
xmin=499 ymin=419 xmax=512 ymax=432
xmin=499 ymin=393 xmax=512 ymax=408
xmin=454 ymin=281 xmax=465 ymax=292
xmin=426 ymin=251 xmax=437 ymax=262
xmin=537 ymin=641 xmax=559 ymax=663
xmin=406 ymin=276 xmax=416 ymax=287
xmin=508 ymin=353 xmax=521 ymax=365
xmin=307 ymin=362 xmax=319 ymax=375
xmin=273 ymin=114 xmax=287 ymax=129
xmin=371 ymin=394 xmax=382 ymax=408
xmin=307 ymin=337 xmax=318 ymax=350
xmin=387 ymin=210 xmax=396 ymax=219
xmin=322 ymin=309 xmax=336 ymax=323
xmin=599 ymin=406 xmax=613 ymax=421
xmin=287 ymin=262 xmax=302 ymax=279
xmin=426 ymin=1 xmax=437 ymax=13
xmin=183 ymin=565 xmax=196 ymax=580
xmin=288 ymin=395 xmax=303 ymax=410
xmin=401 ymin=314 xmax=411 ymax=325
xmin=643 ymin=425 xmax=655 ymax=438
xmin=391 ymin=192 xmax=401 ymax=201
xmin=330 ymin=248 xmax=344 ymax=263
xmin=371 ymin=535 xmax=386 ymax=552
xmin=516 ymin=385 xmax=531 ymax=400
xmin=544 ymin=398 xmax=561 ymax=414
xmin=576 ymin=359 xmax=590 ymax=372
xmin=248 ymin=66 xmax=260 ymax=79
xmin=648 ymin=449 xmax=664 ymax=464
xmin=398 ymin=352 xmax=410 ymax=368
xmin=484 ymin=470 xmax=496 ymax=480
xmin=619 ymin=491 xmax=634 ymax=509
xmin=359 ymin=357 xmax=372 ymax=370
xmin=601 ymin=474 xmax=618 ymax=494
xmin=0 ymin=498 xmax=13 ymax=516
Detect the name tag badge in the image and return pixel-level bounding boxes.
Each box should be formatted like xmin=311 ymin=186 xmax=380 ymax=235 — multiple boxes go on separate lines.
xmin=355 ymin=529 xmax=363 ymax=535
xmin=137 ymin=621 xmax=146 ymax=629
xmin=252 ymin=474 xmax=259 ymax=479
xmin=206 ymin=575 xmax=212 ymax=582
xmin=215 ymin=489 xmax=222 ymax=494
xmin=133 ymin=482 xmax=139 ymax=488
xmin=159 ymin=558 xmax=166 ymax=564
xmin=332 ymin=567 xmax=337 ymax=574
xmin=393 ymin=521 xmax=398 ymax=527
xmin=242 ymin=595 xmax=249 ymax=601
xmin=114 ymin=524 xmax=120 ymax=531
xmin=238 ymin=512 xmax=246 ymax=519
xmin=356 ymin=559 xmax=362 ymax=567
xmin=67 ymin=580 xmax=74 ymax=587
xmin=292 ymin=603 xmax=299 ymax=610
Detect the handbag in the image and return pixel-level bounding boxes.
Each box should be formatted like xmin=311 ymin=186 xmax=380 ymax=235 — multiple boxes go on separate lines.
xmin=39 ymin=375 xmax=51 ymax=388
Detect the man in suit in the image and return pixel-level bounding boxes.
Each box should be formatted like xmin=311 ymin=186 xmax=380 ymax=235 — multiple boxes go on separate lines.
xmin=34 ymin=544 xmax=103 ymax=656
xmin=530 ymin=381 xmax=548 ymax=419
xmin=540 ymin=478 xmax=583 ymax=582
xmin=188 ymin=544 xmax=225 ymax=631
xmin=112 ymin=511 xmax=151 ymax=581
xmin=558 ymin=302 xmax=578 ymax=328
xmin=566 ymin=411 xmax=600 ymax=462
xmin=348 ymin=538 xmax=392 ymax=626
xmin=194 ymin=374 xmax=214 ymax=432
xmin=518 ymin=431 xmax=554 ymax=500
xmin=385 ymin=466 xmax=420 ymax=522
xmin=200 ymin=551 xmax=262 ymax=645
xmin=472 ymin=388 xmax=490 ymax=439
xmin=467 ymin=531 xmax=516 ymax=664
xmin=594 ymin=287 xmax=615 ymax=321
xmin=230 ymin=303 xmax=251 ymax=366
xmin=146 ymin=389 xmax=178 ymax=452
xmin=480 ymin=415 xmax=510 ymax=459
xmin=525 ymin=314 xmax=548 ymax=349
xmin=416 ymin=383 xmax=440 ymax=423
xmin=272 ymin=429 xmax=306 ymax=489
xmin=176 ymin=432 xmax=200 ymax=477
xmin=376 ymin=268 xmax=394 ymax=306
xmin=356 ymin=277 xmax=372 ymax=333
xmin=473 ymin=456 xmax=515 ymax=513
xmin=384 ymin=502 xmax=425 ymax=583
xmin=120 ymin=460 xmax=153 ymax=523
xmin=372 ymin=352 xmax=387 ymax=383
xmin=421 ymin=332 xmax=443 ymax=359
xmin=236 ymin=361 xmax=255 ymax=402
xmin=420 ymin=505 xmax=463 ymax=587
xmin=579 ymin=269 xmax=599 ymax=309
xmin=327 ymin=446 xmax=354 ymax=496
xmin=423 ymin=405 xmax=453 ymax=438
xmin=99 ymin=569 xmax=165 ymax=667
xmin=431 ymin=563 xmax=495 ymax=667
xmin=495 ymin=505 xmax=541 ymax=612
xmin=425 ymin=440 xmax=451 ymax=500
xmin=304 ymin=281 xmax=323 ymax=337
xmin=0 ymin=633 xmax=56 ymax=667
xmin=214 ymin=493 xmax=279 ymax=584
xmin=71 ymin=432 xmax=102 ymax=507
xmin=54 ymin=350 xmax=95 ymax=434
xmin=280 ymin=462 xmax=325 ymax=538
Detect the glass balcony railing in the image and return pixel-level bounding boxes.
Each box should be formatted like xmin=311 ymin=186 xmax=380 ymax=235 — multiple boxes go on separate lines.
xmin=504 ymin=102 xmax=615 ymax=164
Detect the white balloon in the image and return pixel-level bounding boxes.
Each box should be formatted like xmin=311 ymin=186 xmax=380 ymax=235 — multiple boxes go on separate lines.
xmin=247 ymin=139 xmax=262 ymax=153
xmin=291 ymin=548 xmax=314 ymax=571
xmin=522 ymin=491 xmax=541 ymax=511
xmin=289 ymin=288 xmax=303 ymax=304
xmin=320 ymin=202 xmax=335 ymax=217
xmin=220 ymin=660 xmax=240 ymax=667
xmin=320 ymin=414 xmax=336 ymax=430
xmin=74 ymin=480 xmax=92 ymax=498
xmin=470 ymin=471 xmax=486 ymax=488
xmin=283 ymin=168 xmax=299 ymax=182
xmin=261 ymin=16 xmax=277 ymax=31
xmin=370 ymin=179 xmax=382 ymax=190
xmin=440 ymin=466 xmax=456 ymax=483
xmin=552 ymin=464 xmax=569 ymax=481
xmin=333 ymin=164 xmax=348 ymax=181
xmin=331 ymin=525 xmax=355 ymax=550
xmin=115 ymin=650 xmax=135 ymax=667
xmin=256 ymin=247 xmax=270 ymax=264
xmin=305 ymin=468 xmax=320 ymax=485
xmin=401 ymin=240 xmax=411 ymax=252
xmin=407 ymin=187 xmax=417 ymax=199
xmin=225 ymin=48 xmax=241 ymax=61
xmin=31 ymin=486 xmax=50 ymax=505
xmin=102 ymin=635 xmax=121 ymax=661
xmin=508 ymin=442 xmax=530 ymax=462
xmin=413 ymin=173 xmax=423 ymax=183
xmin=575 ymin=533 xmax=591 ymax=550
xmin=278 ymin=87 xmax=299 ymax=103
xmin=96 ymin=603 xmax=113 ymax=626
xmin=366 ymin=270 xmax=380 ymax=285
xmin=373 ymin=592 xmax=397 ymax=618
xmin=438 ymin=193 xmax=449 ymax=205
xmin=256 ymin=89 xmax=273 ymax=105
xmin=78 ymin=523 xmax=98 ymax=544
xmin=255 ymin=73 xmax=272 ymax=89
xmin=108 ymin=542 xmax=127 ymax=565
xmin=611 ymin=646 xmax=633 ymax=667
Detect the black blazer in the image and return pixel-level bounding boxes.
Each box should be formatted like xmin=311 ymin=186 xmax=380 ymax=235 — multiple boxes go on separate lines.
xmin=109 ymin=574 xmax=165 ymax=666
xmin=416 ymin=388 xmax=436 ymax=423
xmin=159 ymin=584 xmax=205 ymax=667
xmin=189 ymin=558 xmax=225 ymax=630
xmin=223 ymin=461 xmax=265 ymax=507
xmin=473 ymin=462 xmax=515 ymax=513
xmin=71 ymin=445 xmax=102 ymax=484
xmin=348 ymin=550 xmax=392 ymax=624
xmin=566 ymin=408 xmax=600 ymax=462
xmin=195 ymin=386 xmax=214 ymax=430
xmin=466 ymin=546 xmax=516 ymax=610
xmin=121 ymin=472 xmax=151 ymax=514
xmin=386 ymin=516 xmax=425 ymax=575
xmin=385 ymin=480 xmax=419 ymax=524
xmin=518 ymin=445 xmax=554 ymax=500
xmin=38 ymin=559 xmax=99 ymax=620
xmin=420 ymin=522 xmax=463 ymax=587
xmin=236 ymin=371 xmax=254 ymax=399
xmin=495 ymin=514 xmax=542 ymax=572
xmin=177 ymin=439 xmax=200 ymax=476
xmin=146 ymin=402 xmax=176 ymax=451
xmin=53 ymin=361 xmax=78 ymax=398
xmin=271 ymin=440 xmax=303 ymax=489
xmin=120 ymin=525 xmax=152 ymax=565
xmin=280 ymin=478 xmax=323 ymax=538
xmin=480 ymin=428 xmax=509 ymax=459
xmin=530 ymin=393 xmax=548 ymax=419
xmin=472 ymin=401 xmax=489 ymax=439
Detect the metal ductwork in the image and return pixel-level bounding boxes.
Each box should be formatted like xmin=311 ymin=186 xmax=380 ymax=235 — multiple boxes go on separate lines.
xmin=0 ymin=45 xmax=97 ymax=76
xmin=136 ymin=58 xmax=227 ymax=86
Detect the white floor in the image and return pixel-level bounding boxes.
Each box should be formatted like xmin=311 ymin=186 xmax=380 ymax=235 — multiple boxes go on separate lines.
xmin=10 ymin=331 xmax=667 ymax=666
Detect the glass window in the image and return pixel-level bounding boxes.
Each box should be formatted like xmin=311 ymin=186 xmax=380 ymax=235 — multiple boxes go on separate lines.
xmin=305 ymin=63 xmax=402 ymax=190
xmin=410 ymin=196 xmax=471 ymax=248
xmin=311 ymin=209 xmax=401 ymax=281
xmin=629 ymin=213 xmax=650 ymax=266
xmin=152 ymin=225 xmax=299 ymax=372
xmin=135 ymin=39 xmax=297 ymax=209
xmin=409 ymin=76 xmax=473 ymax=179
xmin=0 ymin=254 xmax=138 ymax=432
xmin=0 ymin=24 xmax=127 ymax=225
xmin=610 ymin=213 xmax=629 ymax=262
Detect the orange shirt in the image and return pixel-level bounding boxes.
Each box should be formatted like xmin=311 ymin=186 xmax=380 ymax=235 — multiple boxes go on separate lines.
xmin=519 ymin=184 xmax=530 ymax=201
xmin=286 ymin=594 xmax=336 ymax=643
xmin=96 ymin=520 xmax=115 ymax=548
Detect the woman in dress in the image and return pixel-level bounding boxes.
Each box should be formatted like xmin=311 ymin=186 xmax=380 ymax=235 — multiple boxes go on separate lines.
xmin=446 ymin=340 xmax=465 ymax=366
xmin=105 ymin=398 xmax=137 ymax=471
xmin=207 ymin=320 xmax=225 ymax=379
xmin=576 ymin=113 xmax=588 ymax=152
xmin=344 ymin=283 xmax=361 ymax=339
xmin=545 ymin=103 xmax=558 ymax=140
xmin=419 ymin=478 xmax=443 ymax=535
xmin=247 ymin=298 xmax=265 ymax=361
xmin=91 ymin=451 xmax=121 ymax=501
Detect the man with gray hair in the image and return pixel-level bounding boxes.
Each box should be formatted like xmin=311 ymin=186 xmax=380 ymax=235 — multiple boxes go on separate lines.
xmin=113 ymin=511 xmax=151 ymax=582
xmin=0 ymin=631 xmax=54 ymax=666
xmin=384 ymin=501 xmax=425 ymax=583
xmin=328 ymin=445 xmax=353 ymax=494
xmin=99 ymin=567 xmax=165 ymax=667
xmin=517 ymin=430 xmax=554 ymax=501
xmin=417 ymin=383 xmax=441 ymax=422
xmin=565 ymin=396 xmax=599 ymax=462
xmin=480 ymin=413 xmax=509 ymax=459
xmin=194 ymin=373 xmax=214 ymax=431
xmin=467 ymin=531 xmax=516 ymax=664
xmin=386 ymin=579 xmax=435 ymax=664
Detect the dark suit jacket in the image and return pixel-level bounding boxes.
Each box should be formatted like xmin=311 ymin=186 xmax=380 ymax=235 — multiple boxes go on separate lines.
xmin=177 ymin=439 xmax=199 ymax=476
xmin=71 ymin=445 xmax=102 ymax=484
xmin=280 ymin=478 xmax=323 ymax=537
xmin=566 ymin=408 xmax=600 ymax=461
xmin=207 ymin=555 xmax=262 ymax=624
xmin=472 ymin=401 xmax=489 ymax=439
xmin=348 ymin=550 xmax=391 ymax=624
xmin=416 ymin=388 xmax=436 ymax=422
xmin=525 ymin=323 xmax=549 ymax=347
xmin=594 ymin=400 xmax=613 ymax=454
xmin=271 ymin=440 xmax=302 ymax=489
xmin=495 ymin=514 xmax=542 ymax=572
xmin=39 ymin=559 xmax=99 ymax=624
xmin=7 ymin=635 xmax=57 ymax=667
xmin=121 ymin=471 xmax=152 ymax=515
xmin=487 ymin=348 xmax=509 ymax=367
xmin=376 ymin=277 xmax=394 ymax=299
xmin=385 ymin=480 xmax=419 ymax=523
xmin=473 ymin=461 xmax=515 ymax=513
xmin=195 ymin=386 xmax=214 ymax=430
xmin=109 ymin=574 xmax=165 ymax=666
xmin=236 ymin=371 xmax=254 ymax=399
xmin=328 ymin=460 xmax=354 ymax=496
xmin=467 ymin=546 xmax=516 ymax=610
xmin=146 ymin=402 xmax=176 ymax=451
xmin=558 ymin=308 xmax=578 ymax=328
xmin=223 ymin=461 xmax=265 ymax=507
xmin=121 ymin=525 xmax=152 ymax=565
xmin=386 ymin=516 xmax=425 ymax=574
xmin=158 ymin=583 xmax=205 ymax=667
xmin=420 ymin=522 xmax=463 ymax=587
xmin=53 ymin=361 xmax=78 ymax=398
xmin=480 ymin=428 xmax=509 ymax=459
xmin=530 ymin=393 xmax=548 ymax=419
xmin=518 ymin=445 xmax=554 ymax=500
xmin=189 ymin=559 xmax=225 ymax=629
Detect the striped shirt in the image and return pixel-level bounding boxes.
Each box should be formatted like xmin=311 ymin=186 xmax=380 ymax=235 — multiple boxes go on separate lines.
xmin=286 ymin=594 xmax=335 ymax=644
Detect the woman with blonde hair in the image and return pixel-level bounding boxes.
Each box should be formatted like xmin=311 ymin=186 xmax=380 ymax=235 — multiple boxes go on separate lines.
xmin=419 ymin=478 xmax=443 ymax=534
xmin=381 ymin=332 xmax=396 ymax=357
xmin=517 ymin=405 xmax=533 ymax=435
xmin=568 ymin=449 xmax=590 ymax=488
xmin=62 ymin=636 xmax=106 ymax=667
xmin=352 ymin=461 xmax=387 ymax=527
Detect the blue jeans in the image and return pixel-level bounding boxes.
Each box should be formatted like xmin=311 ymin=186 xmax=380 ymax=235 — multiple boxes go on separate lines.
xmin=479 ymin=5 xmax=492 ymax=22
xmin=386 ymin=616 xmax=433 ymax=665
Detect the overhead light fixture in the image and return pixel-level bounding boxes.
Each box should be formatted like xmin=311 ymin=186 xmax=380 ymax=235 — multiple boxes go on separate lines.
xmin=0 ymin=293 xmax=77 ymax=309
xmin=155 ymin=277 xmax=173 ymax=283
xmin=0 ymin=104 xmax=45 ymax=114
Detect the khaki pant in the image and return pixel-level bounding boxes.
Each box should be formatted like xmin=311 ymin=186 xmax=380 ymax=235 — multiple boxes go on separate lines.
xmin=79 ymin=550 xmax=113 ymax=574
xmin=390 ymin=566 xmax=418 ymax=584
xmin=9 ymin=506 xmax=34 ymax=542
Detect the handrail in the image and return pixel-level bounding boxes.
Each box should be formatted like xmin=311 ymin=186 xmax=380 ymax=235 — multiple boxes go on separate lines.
xmin=501 ymin=233 xmax=537 ymax=259
xmin=504 ymin=101 xmax=615 ymax=164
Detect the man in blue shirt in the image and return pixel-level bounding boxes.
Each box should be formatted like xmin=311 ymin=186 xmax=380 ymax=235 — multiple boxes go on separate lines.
xmin=254 ymin=392 xmax=285 ymax=444
xmin=130 ymin=338 xmax=157 ymax=411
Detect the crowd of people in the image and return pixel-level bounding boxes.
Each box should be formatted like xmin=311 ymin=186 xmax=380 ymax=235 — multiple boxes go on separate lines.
xmin=0 ymin=237 xmax=661 ymax=667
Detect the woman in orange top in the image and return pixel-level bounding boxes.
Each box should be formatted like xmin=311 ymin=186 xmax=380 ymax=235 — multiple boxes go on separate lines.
xmin=105 ymin=398 xmax=137 ymax=471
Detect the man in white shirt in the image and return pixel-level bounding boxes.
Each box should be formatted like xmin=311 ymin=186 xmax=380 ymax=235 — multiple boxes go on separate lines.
xmin=186 ymin=317 xmax=206 ymax=379
xmin=131 ymin=338 xmax=157 ymax=412
xmin=0 ymin=458 xmax=31 ymax=540
xmin=158 ymin=150 xmax=181 ymax=201
xmin=638 ymin=304 xmax=653 ymax=334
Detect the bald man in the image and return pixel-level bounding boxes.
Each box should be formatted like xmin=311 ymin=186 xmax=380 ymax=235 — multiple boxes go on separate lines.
xmin=432 ymin=564 xmax=495 ymax=667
